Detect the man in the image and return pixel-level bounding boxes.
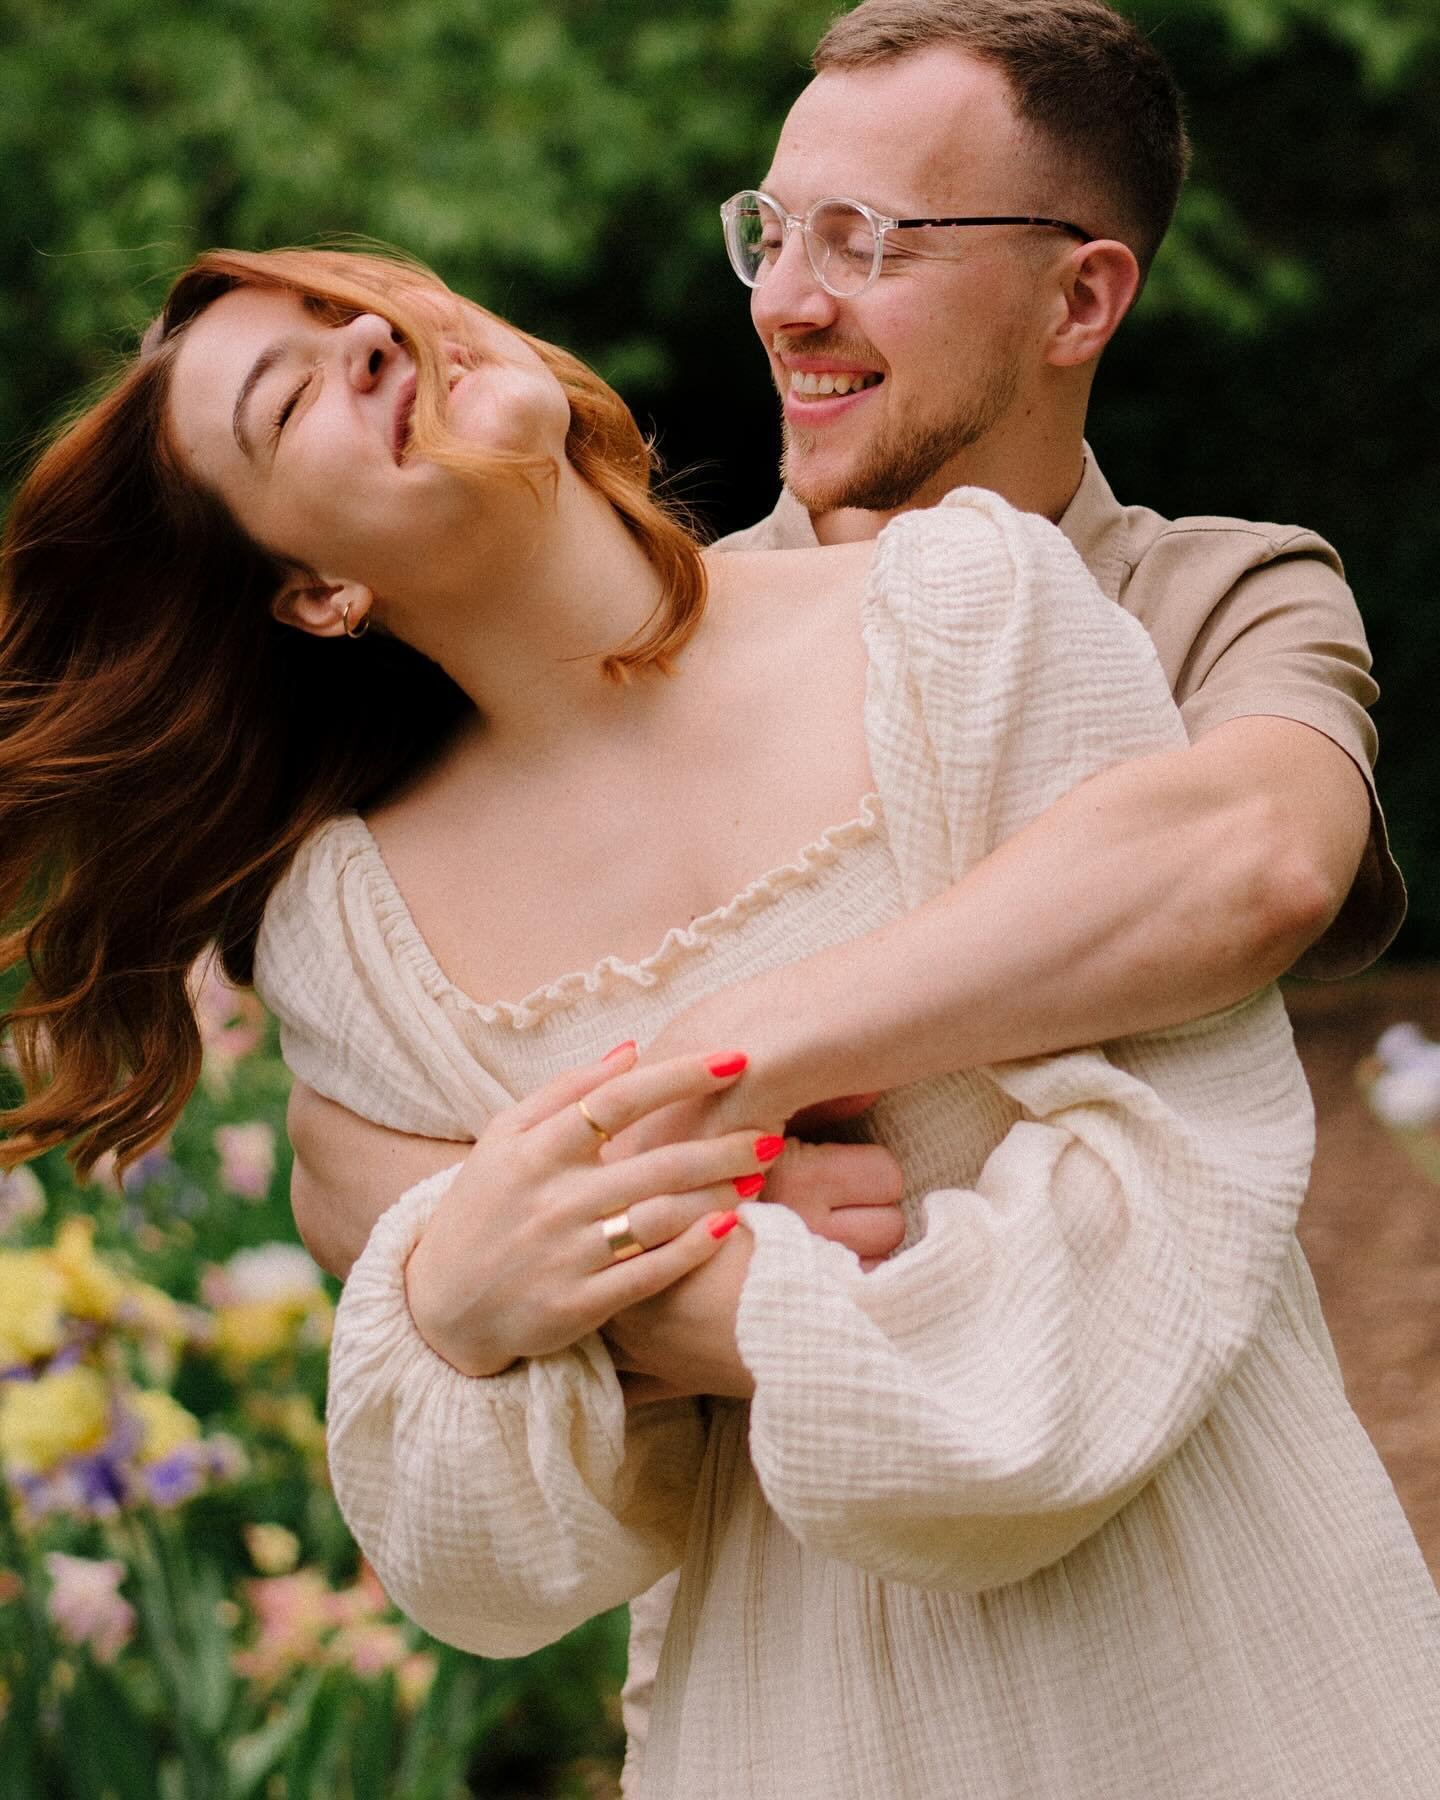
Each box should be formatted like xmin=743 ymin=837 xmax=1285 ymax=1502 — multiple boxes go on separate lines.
xmin=287 ymin=0 xmax=1398 ymax=1783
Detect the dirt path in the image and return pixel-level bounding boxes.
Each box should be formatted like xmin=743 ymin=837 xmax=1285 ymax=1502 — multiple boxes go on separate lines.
xmin=1287 ymin=969 xmax=1440 ymax=1577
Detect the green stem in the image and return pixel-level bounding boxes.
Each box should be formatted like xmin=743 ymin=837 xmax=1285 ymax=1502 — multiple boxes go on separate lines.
xmin=120 ymin=1512 xmax=215 ymax=1800
xmin=0 ymin=1481 xmax=58 ymax=1797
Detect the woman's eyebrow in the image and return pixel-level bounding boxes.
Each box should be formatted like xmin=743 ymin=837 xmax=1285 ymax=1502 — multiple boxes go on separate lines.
xmin=232 ymin=339 xmax=294 ymax=459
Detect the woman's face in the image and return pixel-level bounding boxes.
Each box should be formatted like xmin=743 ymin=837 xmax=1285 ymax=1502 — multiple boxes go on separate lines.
xmin=165 ymin=284 xmax=571 ymax=600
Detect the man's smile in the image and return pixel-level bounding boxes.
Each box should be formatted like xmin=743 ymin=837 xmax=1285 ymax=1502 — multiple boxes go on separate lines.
xmin=779 ymin=354 xmax=885 ymax=423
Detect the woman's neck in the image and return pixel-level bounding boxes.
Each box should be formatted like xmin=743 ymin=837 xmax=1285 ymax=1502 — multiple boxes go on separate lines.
xmin=383 ymin=464 xmax=675 ymax=753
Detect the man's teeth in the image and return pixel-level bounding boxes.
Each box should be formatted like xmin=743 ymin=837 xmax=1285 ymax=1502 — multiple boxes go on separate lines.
xmin=789 ymin=370 xmax=882 ymax=397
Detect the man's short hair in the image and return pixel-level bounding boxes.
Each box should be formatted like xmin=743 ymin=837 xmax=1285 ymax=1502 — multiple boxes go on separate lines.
xmin=812 ymin=0 xmax=1190 ymax=271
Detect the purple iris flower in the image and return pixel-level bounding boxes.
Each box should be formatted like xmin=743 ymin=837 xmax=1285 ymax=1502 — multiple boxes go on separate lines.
xmin=143 ymin=1449 xmax=205 ymax=1508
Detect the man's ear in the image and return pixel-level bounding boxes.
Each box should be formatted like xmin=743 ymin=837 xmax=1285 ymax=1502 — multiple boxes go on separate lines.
xmin=1046 ymin=239 xmax=1141 ymax=369
xmin=270 ymin=574 xmax=374 ymax=639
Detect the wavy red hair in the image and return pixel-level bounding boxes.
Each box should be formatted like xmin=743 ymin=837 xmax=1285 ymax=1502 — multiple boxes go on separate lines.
xmin=0 ymin=246 xmax=707 ymax=1175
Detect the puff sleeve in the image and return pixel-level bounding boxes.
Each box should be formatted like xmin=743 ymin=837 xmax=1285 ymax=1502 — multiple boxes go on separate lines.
xmin=734 ymin=489 xmax=1316 ymax=1591
xmin=254 ymin=821 xmax=706 ymax=1657
xmin=325 ymin=1170 xmax=706 ymax=1658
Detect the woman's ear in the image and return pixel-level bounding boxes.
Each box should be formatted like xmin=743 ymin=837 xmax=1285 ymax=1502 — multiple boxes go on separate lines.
xmin=270 ymin=575 xmax=374 ymax=639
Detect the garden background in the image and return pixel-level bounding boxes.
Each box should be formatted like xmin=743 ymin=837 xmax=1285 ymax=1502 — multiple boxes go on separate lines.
xmin=1 ymin=0 xmax=1437 ymax=1793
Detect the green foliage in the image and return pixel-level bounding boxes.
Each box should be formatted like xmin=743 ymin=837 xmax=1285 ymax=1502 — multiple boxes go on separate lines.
xmin=2 ymin=2 xmax=1435 ymax=942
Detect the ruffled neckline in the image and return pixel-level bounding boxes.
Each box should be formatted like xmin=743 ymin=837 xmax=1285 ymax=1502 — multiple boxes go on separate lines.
xmin=324 ymin=795 xmax=885 ymax=1031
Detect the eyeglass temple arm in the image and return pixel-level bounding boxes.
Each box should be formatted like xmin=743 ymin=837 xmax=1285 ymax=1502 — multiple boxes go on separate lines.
xmin=893 ymin=215 xmax=1093 ymax=241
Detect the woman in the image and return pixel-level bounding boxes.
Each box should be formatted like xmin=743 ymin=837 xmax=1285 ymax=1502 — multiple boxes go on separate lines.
xmin=3 ymin=247 xmax=1437 ymax=1799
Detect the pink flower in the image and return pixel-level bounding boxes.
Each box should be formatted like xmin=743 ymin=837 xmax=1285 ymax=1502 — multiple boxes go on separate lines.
xmin=326 ymin=1561 xmax=390 ymax=1630
xmin=44 ymin=1553 xmax=135 ymax=1663
xmin=335 ymin=1620 xmax=409 ymax=1678
xmin=190 ymin=958 xmax=265 ymax=1091
xmin=233 ymin=1569 xmax=334 ymax=1685
xmin=0 ymin=1165 xmax=44 ymax=1239
xmin=214 ymin=1124 xmax=276 ymax=1201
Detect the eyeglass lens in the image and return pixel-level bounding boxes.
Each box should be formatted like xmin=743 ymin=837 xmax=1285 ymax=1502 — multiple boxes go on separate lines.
xmin=728 ymin=195 xmax=879 ymax=297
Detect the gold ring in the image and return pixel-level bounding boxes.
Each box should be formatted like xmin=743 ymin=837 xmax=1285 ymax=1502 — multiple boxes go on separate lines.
xmin=576 ymin=1098 xmax=611 ymax=1145
xmin=601 ymin=1210 xmax=645 ymax=1263
xmin=341 ymin=600 xmax=370 ymax=640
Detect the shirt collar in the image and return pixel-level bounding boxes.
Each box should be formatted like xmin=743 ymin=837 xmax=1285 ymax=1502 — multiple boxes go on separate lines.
xmin=1057 ymin=445 xmax=1128 ymax=603
xmin=762 ymin=445 xmax=1129 ymax=602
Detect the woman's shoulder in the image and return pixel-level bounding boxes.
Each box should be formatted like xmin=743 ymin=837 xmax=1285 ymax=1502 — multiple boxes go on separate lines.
xmin=252 ymin=812 xmax=381 ymax=1009
xmin=251 ymin=809 xmax=487 ymax=1138
xmin=703 ymin=536 xmax=873 ymax=604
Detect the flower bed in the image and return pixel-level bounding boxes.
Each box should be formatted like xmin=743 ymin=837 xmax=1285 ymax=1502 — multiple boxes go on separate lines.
xmin=0 ymin=962 xmax=624 ymax=1800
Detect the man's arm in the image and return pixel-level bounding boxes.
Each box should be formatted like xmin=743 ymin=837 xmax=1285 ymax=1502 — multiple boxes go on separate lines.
xmin=289 ymin=710 xmax=1365 ymax=1285
xmin=287 ymin=1083 xmax=467 ymax=1278
xmin=634 ymin=712 xmax=1370 ymax=1129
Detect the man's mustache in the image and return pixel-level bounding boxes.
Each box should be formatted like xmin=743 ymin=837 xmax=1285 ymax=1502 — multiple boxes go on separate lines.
xmin=770 ymin=334 xmax=889 ymax=375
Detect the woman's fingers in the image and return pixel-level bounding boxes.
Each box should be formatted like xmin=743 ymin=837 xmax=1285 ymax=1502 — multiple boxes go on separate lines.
xmin=495 ymin=1040 xmax=640 ymax=1136
xmin=591 ymin=1208 xmax=745 ymax=1311
xmin=536 ymin=1050 xmax=754 ymax=1160
xmin=817 ymin=1204 xmax=907 ymax=1262
xmin=595 ymin=1128 xmax=784 ymax=1219
xmin=588 ymin=1181 xmax=756 ymax=1271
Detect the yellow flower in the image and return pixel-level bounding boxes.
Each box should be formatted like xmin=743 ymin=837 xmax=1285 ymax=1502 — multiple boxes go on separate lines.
xmin=245 ymin=1393 xmax=327 ymax=1458
xmin=0 ymin=1252 xmax=66 ymax=1367
xmin=125 ymin=1280 xmax=193 ymax=1345
xmin=396 ymin=1651 xmax=438 ymax=1712
xmin=50 ymin=1218 xmax=127 ymax=1323
xmin=128 ymin=1390 xmax=200 ymax=1465
xmin=214 ymin=1301 xmax=295 ymax=1366
xmin=244 ymin=1523 xmax=301 ymax=1576
xmin=0 ymin=1366 xmax=109 ymax=1473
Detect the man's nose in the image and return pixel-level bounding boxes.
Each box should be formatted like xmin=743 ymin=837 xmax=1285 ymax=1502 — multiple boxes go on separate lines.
xmin=340 ymin=313 xmax=404 ymax=391
xmin=750 ymin=229 xmax=841 ymax=340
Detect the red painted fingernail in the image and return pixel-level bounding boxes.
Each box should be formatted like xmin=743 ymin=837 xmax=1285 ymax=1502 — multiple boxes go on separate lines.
xmin=755 ymin=1135 xmax=785 ymax=1162
xmin=602 ymin=1040 xmax=636 ymax=1061
xmin=707 ymin=1052 xmax=748 ymax=1078
xmin=733 ymin=1173 xmax=766 ymax=1198
xmin=708 ymin=1211 xmax=740 ymax=1239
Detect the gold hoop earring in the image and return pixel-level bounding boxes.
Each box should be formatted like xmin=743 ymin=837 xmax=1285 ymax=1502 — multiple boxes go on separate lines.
xmin=341 ymin=601 xmax=370 ymax=640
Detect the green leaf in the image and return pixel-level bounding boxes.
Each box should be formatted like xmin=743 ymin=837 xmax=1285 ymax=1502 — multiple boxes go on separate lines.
xmin=58 ymin=1656 xmax=161 ymax=1800
xmin=224 ymin=1665 xmax=327 ymax=1800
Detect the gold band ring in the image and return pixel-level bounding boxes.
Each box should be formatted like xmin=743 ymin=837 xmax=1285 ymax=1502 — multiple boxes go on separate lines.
xmin=576 ymin=1098 xmax=611 ymax=1145
xmin=601 ymin=1210 xmax=645 ymax=1263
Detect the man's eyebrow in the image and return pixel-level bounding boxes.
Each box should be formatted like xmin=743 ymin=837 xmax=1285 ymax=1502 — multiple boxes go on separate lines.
xmin=232 ymin=340 xmax=292 ymax=460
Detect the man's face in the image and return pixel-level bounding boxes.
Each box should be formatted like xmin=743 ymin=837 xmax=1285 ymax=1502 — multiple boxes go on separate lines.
xmin=752 ymin=48 xmax=1070 ymax=517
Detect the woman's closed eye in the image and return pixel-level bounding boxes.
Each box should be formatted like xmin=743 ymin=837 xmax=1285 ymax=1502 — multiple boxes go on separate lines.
xmin=269 ymin=369 xmax=316 ymax=446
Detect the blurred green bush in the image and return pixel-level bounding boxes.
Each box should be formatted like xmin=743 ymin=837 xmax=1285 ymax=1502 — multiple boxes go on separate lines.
xmin=1 ymin=0 xmax=1435 ymax=944
xmin=0 ymin=968 xmax=627 ymax=1799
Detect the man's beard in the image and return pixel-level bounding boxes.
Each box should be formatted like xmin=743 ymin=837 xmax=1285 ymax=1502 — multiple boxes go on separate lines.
xmin=781 ymin=359 xmax=1019 ymax=515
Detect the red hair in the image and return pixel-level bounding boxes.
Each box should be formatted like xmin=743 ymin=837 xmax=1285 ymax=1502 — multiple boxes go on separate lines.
xmin=0 ymin=245 xmax=707 ymax=1175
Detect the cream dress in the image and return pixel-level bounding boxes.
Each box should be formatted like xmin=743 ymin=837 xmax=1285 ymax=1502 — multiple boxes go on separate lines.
xmin=254 ymin=491 xmax=1440 ymax=1798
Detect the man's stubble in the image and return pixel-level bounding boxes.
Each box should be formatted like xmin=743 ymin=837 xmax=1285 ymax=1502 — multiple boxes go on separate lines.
xmin=779 ymin=347 xmax=1021 ymax=516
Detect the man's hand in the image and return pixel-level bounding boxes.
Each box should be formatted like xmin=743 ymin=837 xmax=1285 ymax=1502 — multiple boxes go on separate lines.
xmin=604 ymin=1137 xmax=905 ymax=1405
xmin=287 ymin=1083 xmax=468 ymax=1279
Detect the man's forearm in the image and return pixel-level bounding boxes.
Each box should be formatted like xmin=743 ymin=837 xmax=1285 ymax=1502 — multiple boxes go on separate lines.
xmin=726 ymin=717 xmax=1370 ymax=1112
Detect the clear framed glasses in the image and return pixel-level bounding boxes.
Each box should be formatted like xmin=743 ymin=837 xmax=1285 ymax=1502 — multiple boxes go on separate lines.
xmin=720 ymin=190 xmax=1092 ymax=298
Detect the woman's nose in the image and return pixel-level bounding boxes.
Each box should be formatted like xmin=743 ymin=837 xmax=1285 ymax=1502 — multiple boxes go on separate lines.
xmin=340 ymin=313 xmax=403 ymax=390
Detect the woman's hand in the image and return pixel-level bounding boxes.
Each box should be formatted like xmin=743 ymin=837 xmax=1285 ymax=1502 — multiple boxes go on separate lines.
xmin=606 ymin=1136 xmax=908 ymax=1405
xmin=403 ymin=1045 xmax=785 ymax=1378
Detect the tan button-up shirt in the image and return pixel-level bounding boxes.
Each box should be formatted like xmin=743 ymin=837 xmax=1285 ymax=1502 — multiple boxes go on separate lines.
xmin=716 ymin=451 xmax=1404 ymax=977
